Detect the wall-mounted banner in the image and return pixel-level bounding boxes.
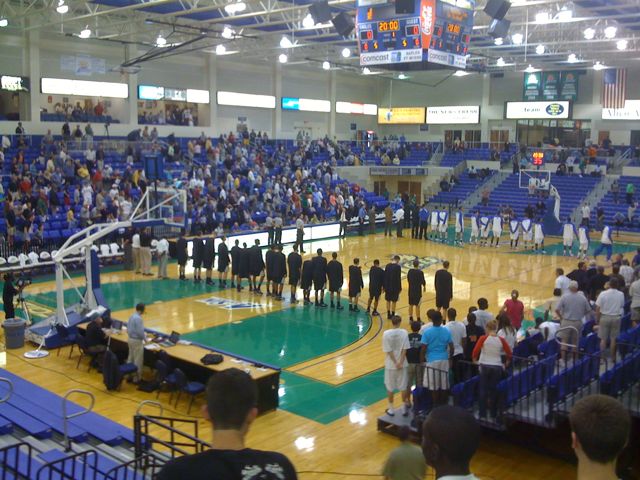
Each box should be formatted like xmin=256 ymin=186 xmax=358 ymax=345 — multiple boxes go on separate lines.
xmin=426 ymin=105 xmax=479 ymax=124
xmin=523 ymin=72 xmax=542 ymax=101
xmin=378 ymin=107 xmax=426 ymax=124
xmin=542 ymin=72 xmax=560 ymax=100
xmin=602 ymin=100 xmax=640 ymax=120
xmin=505 ymin=101 xmax=571 ymax=119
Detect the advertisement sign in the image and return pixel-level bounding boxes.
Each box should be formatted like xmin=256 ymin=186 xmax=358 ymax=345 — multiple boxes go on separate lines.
xmin=505 ymin=101 xmax=570 ymax=120
xmin=426 ymin=105 xmax=479 ymax=124
xmin=420 ymin=0 xmax=436 ymax=54
xmin=281 ymin=97 xmax=331 ymax=112
xmin=523 ymin=72 xmax=542 ymax=101
xmin=138 ymin=85 xmax=164 ymax=100
xmin=0 ymin=75 xmax=29 ymax=92
xmin=336 ymin=101 xmax=378 ymax=115
xmin=378 ymin=107 xmax=426 ymax=124
xmin=602 ymin=100 xmax=640 ymax=120
xmin=360 ymin=49 xmax=423 ymax=66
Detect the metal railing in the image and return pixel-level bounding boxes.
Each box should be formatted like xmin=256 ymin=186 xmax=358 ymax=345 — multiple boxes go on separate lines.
xmin=36 ymin=449 xmax=98 ymax=480
xmin=0 ymin=377 xmax=13 ymax=404
xmin=133 ymin=414 xmax=210 ymax=461
xmin=0 ymin=442 xmax=32 ymax=480
xmin=62 ymin=389 xmax=95 ymax=452
xmin=104 ymin=453 xmax=165 ymax=480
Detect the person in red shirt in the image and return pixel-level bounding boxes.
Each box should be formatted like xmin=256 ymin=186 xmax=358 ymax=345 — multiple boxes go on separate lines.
xmin=501 ymin=289 xmax=524 ymax=330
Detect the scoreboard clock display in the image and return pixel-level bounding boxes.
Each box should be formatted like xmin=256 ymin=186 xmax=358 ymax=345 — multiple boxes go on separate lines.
xmin=357 ymin=0 xmax=475 ymax=68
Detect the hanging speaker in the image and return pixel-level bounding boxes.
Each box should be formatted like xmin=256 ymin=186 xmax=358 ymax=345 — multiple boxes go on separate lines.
xmin=484 ymin=0 xmax=511 ymax=20
xmin=332 ymin=12 xmax=355 ymax=37
xmin=488 ymin=18 xmax=511 ymax=38
xmin=308 ymin=1 xmax=332 ymax=24
xmin=396 ymin=0 xmax=415 ymax=14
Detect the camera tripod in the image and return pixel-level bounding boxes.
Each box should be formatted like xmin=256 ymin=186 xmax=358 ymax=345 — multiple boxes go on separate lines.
xmin=16 ymin=291 xmax=32 ymax=326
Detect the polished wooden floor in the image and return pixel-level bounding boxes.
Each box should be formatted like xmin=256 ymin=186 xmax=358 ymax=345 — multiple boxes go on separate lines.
xmin=7 ymin=229 xmax=637 ymax=479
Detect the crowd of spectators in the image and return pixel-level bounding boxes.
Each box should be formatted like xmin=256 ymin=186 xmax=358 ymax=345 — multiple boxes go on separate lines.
xmin=43 ymin=100 xmax=109 ymax=121
xmin=139 ymin=104 xmax=197 ymax=126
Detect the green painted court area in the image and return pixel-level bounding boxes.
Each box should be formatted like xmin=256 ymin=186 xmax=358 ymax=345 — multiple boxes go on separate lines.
xmin=25 ymin=279 xmax=224 ymax=314
xmin=279 ymin=370 xmax=385 ymax=424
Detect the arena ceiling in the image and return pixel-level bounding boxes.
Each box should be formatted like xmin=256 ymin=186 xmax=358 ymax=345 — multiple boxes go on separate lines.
xmin=1 ymin=0 xmax=639 ymax=75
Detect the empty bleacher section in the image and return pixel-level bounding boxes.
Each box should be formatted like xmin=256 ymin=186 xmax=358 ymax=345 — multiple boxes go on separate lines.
xmin=427 ymin=172 xmax=497 ymax=207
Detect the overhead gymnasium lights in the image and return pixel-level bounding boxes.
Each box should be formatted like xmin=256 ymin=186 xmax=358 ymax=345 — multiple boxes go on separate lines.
xmin=484 ymin=0 xmax=511 ymax=39
xmin=307 ymin=1 xmax=354 ymax=38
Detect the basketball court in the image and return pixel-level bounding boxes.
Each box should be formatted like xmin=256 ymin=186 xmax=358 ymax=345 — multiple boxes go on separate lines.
xmin=6 ymin=228 xmax=640 ymax=478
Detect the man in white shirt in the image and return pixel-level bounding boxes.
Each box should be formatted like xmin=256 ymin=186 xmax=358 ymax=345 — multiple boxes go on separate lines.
xmin=395 ymin=207 xmax=404 ymax=238
xmin=445 ymin=308 xmax=467 ymax=384
xmin=156 ymin=237 xmax=170 ymax=279
xmin=473 ymin=298 xmax=494 ymax=329
xmin=581 ymin=203 xmax=591 ymax=228
xmin=382 ymin=315 xmax=410 ymax=417
xmin=555 ymin=268 xmax=571 ymax=294
xmin=595 ymin=277 xmax=625 ymax=359
xmin=421 ymin=405 xmax=481 ymax=480
xmin=131 ymin=230 xmax=141 ymax=274
xmin=620 ymin=260 xmax=634 ymax=287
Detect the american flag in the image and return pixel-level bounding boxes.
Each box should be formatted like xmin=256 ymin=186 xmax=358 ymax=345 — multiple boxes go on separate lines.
xmin=602 ymin=68 xmax=626 ymax=109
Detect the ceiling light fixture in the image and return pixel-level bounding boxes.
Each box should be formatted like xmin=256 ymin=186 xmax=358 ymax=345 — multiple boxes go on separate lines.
xmin=221 ymin=26 xmax=235 ymax=39
xmin=511 ymin=33 xmax=524 ymax=45
xmin=567 ymin=53 xmax=578 ymax=63
xmin=583 ymin=27 xmax=595 ymax=40
xmin=362 ymin=67 xmax=371 ymax=74
xmin=496 ymin=57 xmax=506 ymax=67
xmin=535 ymin=11 xmax=550 ymax=23
xmin=302 ymin=13 xmax=315 ymax=29
xmin=556 ymin=5 xmax=573 ymax=22
xmin=617 ymin=39 xmax=628 ymax=50
xmin=0 ymin=18 xmax=7 ymax=27
xmin=535 ymin=44 xmax=545 ymax=55
xmin=593 ymin=61 xmax=605 ymax=71
xmin=494 ymin=37 xmax=503 ymax=46
xmin=79 ymin=26 xmax=91 ymax=39
xmin=604 ymin=26 xmax=617 ymax=39
xmin=216 ymin=44 xmax=227 ymax=55
xmin=453 ymin=70 xmax=470 ymax=76
xmin=56 ymin=0 xmax=68 ymax=14
xmin=398 ymin=73 xmax=407 ymax=79
xmin=322 ymin=60 xmax=330 ymax=70
xmin=279 ymin=36 xmax=293 ymax=48
xmin=278 ymin=53 xmax=288 ymax=63
xmin=155 ymin=34 xmax=167 ymax=47
xmin=524 ymin=64 xmax=538 ymax=73
xmin=224 ymin=1 xmax=246 ymax=14
xmin=341 ymin=47 xmax=351 ymax=58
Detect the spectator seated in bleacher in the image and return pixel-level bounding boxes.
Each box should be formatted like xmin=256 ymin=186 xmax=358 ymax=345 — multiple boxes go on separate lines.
xmin=468 ymin=165 xmax=477 ymax=178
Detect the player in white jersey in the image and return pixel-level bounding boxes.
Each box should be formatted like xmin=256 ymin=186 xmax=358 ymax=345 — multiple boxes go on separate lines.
xmin=438 ymin=209 xmax=449 ymax=242
xmin=593 ymin=224 xmax=613 ymax=261
xmin=509 ymin=217 xmax=520 ymax=249
xmin=521 ymin=217 xmax=533 ymax=250
xmin=479 ymin=215 xmax=490 ymax=246
xmin=454 ymin=207 xmax=464 ymax=245
xmin=490 ymin=212 xmax=503 ymax=247
xmin=578 ymin=225 xmax=590 ymax=259
xmin=470 ymin=211 xmax=480 ymax=244
xmin=562 ymin=218 xmax=577 ymax=256
xmin=534 ymin=219 xmax=545 ymax=253
xmin=429 ymin=209 xmax=439 ymax=240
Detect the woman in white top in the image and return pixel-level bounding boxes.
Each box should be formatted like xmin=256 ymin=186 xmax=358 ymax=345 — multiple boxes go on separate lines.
xmin=521 ymin=218 xmax=533 ymax=250
xmin=497 ymin=313 xmax=517 ymax=350
xmin=472 ymin=319 xmax=512 ymax=419
xmin=534 ymin=221 xmax=545 ymax=253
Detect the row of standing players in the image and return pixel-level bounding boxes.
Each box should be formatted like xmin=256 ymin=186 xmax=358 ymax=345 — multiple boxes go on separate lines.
xmin=172 ymin=236 xmax=439 ymax=317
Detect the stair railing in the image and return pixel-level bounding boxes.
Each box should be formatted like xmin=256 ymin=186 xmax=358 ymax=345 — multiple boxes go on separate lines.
xmin=62 ymin=389 xmax=95 ymax=452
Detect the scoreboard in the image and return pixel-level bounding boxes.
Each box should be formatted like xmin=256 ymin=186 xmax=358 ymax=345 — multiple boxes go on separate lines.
xmin=357 ymin=0 xmax=475 ymax=68
xmin=358 ymin=5 xmax=423 ymax=66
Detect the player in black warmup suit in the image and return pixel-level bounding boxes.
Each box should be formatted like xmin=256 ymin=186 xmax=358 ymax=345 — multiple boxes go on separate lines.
xmin=217 ymin=236 xmax=230 ymax=287
xmin=366 ymin=259 xmax=385 ymax=316
xmin=230 ymin=239 xmax=241 ymax=289
xmin=348 ymin=258 xmax=364 ymax=312
xmin=192 ymin=238 xmax=204 ymax=284
xmin=176 ymin=234 xmax=188 ymax=280
xmin=270 ymin=245 xmax=287 ymax=301
xmin=311 ymin=249 xmax=328 ymax=307
xmin=265 ymin=244 xmax=276 ymax=296
xmin=203 ymin=237 xmax=215 ymax=285
xmin=407 ymin=259 xmax=426 ymax=322
xmin=384 ymin=255 xmax=402 ymax=319
xmin=301 ymin=258 xmax=314 ymax=305
xmin=250 ymin=240 xmax=266 ymax=295
xmin=287 ymin=245 xmax=302 ymax=303
xmin=326 ymin=252 xmax=344 ymax=310
xmin=238 ymin=242 xmax=251 ymax=291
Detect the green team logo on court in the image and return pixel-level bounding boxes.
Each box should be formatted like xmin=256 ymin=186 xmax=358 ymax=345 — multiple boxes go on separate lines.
xmin=396 ymin=254 xmax=441 ymax=272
